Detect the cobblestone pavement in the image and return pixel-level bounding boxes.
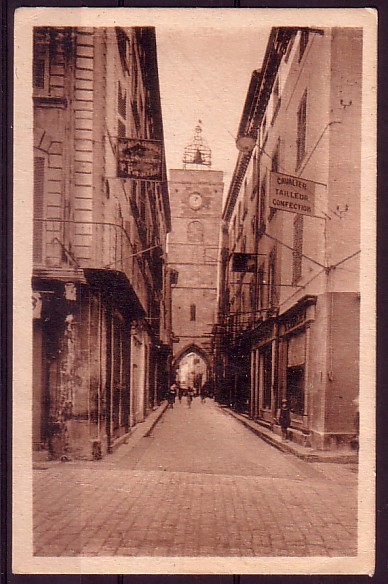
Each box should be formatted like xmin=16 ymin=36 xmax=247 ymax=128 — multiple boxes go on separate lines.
xmin=33 ymin=399 xmax=358 ymax=557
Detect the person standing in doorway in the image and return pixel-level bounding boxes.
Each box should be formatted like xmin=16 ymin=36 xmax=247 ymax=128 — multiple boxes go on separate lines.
xmin=279 ymin=399 xmax=291 ymax=441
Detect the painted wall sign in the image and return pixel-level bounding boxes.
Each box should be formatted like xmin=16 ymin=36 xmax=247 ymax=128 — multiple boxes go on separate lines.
xmin=117 ymin=138 xmax=163 ymax=181
xmin=269 ymin=171 xmax=315 ymax=216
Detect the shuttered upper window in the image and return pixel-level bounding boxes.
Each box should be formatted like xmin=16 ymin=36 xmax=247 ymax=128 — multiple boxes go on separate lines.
xmin=33 ymin=157 xmax=45 ymax=263
xmin=190 ymin=304 xmax=196 ymax=322
xmin=296 ymin=91 xmax=307 ymax=170
xmin=292 ymin=215 xmax=304 ymax=284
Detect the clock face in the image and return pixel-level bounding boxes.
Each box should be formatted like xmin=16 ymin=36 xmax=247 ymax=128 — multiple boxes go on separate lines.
xmin=189 ymin=193 xmax=203 ymax=210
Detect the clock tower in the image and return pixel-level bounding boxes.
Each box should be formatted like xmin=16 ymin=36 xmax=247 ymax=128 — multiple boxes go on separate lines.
xmin=167 ymin=123 xmax=224 ymax=385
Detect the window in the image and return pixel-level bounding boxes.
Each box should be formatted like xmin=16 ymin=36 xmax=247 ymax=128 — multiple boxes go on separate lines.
xmin=299 ymin=29 xmax=309 ymax=63
xmin=259 ymin=174 xmax=266 ymax=231
xmin=287 ymin=366 xmax=304 ymax=415
xmin=249 ymin=281 xmax=255 ymax=318
xmin=292 ymin=215 xmax=304 ymax=284
xmin=272 ymin=140 xmax=280 ymax=173
xmin=116 ymin=28 xmax=130 ymax=74
xmin=251 ymin=152 xmax=258 ymax=200
xmin=190 ymin=304 xmax=196 ymax=321
xmin=272 ymin=77 xmax=281 ymax=125
xmin=33 ymin=29 xmax=46 ymax=89
xmin=118 ymin=119 xmax=126 ymax=138
xmin=118 ymin=81 xmax=127 ymax=119
xmin=296 ymin=91 xmax=307 ymax=170
xmin=33 ymin=59 xmax=45 ymax=89
xmin=232 ymin=216 xmax=237 ymax=249
xmin=258 ymin=264 xmax=266 ymax=310
xmin=262 ymin=346 xmax=272 ymax=409
xmin=187 ymin=221 xmax=204 ymax=243
xmin=132 ymin=99 xmax=141 ymax=134
xmin=262 ymin=116 xmax=268 ymax=146
xmin=139 ymin=182 xmax=146 ymax=222
xmin=284 ymin=33 xmax=296 ymax=63
xmin=269 ymin=141 xmax=280 ymax=221
xmin=268 ymin=248 xmax=278 ymax=308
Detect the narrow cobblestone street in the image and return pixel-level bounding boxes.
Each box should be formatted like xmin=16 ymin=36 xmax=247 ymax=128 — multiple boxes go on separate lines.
xmin=33 ymin=398 xmax=358 ymax=557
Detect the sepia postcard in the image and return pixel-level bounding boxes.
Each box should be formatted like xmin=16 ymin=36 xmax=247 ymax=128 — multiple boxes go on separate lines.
xmin=13 ymin=7 xmax=377 ymax=575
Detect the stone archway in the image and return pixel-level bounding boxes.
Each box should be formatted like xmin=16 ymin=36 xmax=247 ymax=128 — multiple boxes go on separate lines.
xmin=172 ymin=344 xmax=213 ymax=394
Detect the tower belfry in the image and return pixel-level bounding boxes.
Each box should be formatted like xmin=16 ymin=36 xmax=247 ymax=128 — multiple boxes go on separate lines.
xmin=182 ymin=121 xmax=212 ymax=169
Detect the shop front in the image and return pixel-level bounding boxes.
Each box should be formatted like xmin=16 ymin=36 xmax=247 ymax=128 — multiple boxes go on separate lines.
xmin=250 ymin=317 xmax=278 ymax=426
xmin=277 ymin=295 xmax=317 ymax=445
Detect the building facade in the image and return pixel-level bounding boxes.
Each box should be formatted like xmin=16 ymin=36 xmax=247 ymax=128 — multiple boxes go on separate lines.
xmin=32 ymin=26 xmax=171 ymax=460
xmin=216 ymin=27 xmax=361 ymax=450
xmin=168 ymin=125 xmax=224 ymax=384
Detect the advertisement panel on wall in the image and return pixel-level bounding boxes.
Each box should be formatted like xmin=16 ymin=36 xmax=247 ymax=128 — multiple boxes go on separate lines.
xmin=269 ymin=171 xmax=316 ymax=216
xmin=117 ymin=138 xmax=163 ymax=181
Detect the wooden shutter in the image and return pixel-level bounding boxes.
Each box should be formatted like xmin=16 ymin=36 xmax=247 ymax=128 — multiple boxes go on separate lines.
xmin=33 ymin=157 xmax=45 ymax=263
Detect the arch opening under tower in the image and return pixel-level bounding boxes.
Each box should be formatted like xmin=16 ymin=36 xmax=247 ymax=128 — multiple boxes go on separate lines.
xmin=172 ymin=344 xmax=211 ymax=395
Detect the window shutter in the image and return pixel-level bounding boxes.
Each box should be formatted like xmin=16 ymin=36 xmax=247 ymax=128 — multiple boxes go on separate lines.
xmin=33 ymin=157 xmax=45 ymax=263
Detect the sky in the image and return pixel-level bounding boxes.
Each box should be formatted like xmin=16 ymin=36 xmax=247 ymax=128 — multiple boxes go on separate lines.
xmin=155 ymin=25 xmax=271 ymax=196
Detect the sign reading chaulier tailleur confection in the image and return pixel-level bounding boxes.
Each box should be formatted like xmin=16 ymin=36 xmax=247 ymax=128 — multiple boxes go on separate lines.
xmin=117 ymin=138 xmax=163 ymax=181
xmin=269 ymin=171 xmax=316 ymax=216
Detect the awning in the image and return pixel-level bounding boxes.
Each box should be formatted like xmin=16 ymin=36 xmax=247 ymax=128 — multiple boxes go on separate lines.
xmin=84 ymin=268 xmax=146 ymax=319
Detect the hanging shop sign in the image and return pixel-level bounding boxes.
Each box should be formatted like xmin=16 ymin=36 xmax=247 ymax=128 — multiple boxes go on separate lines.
xmin=117 ymin=138 xmax=163 ymax=181
xmin=269 ymin=171 xmax=315 ymax=217
xmin=231 ymin=252 xmax=257 ymax=272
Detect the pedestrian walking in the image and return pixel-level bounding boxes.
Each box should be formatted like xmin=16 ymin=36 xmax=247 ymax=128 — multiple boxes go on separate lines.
xmin=201 ymin=381 xmax=210 ymax=404
xmin=168 ymin=384 xmax=177 ymax=409
xmin=178 ymin=383 xmax=183 ymax=403
xmin=187 ymin=386 xmax=194 ymax=408
xmin=279 ymin=399 xmax=291 ymax=441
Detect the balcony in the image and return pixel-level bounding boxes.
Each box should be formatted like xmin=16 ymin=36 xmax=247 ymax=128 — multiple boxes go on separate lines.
xmin=33 ymin=218 xmax=149 ymax=315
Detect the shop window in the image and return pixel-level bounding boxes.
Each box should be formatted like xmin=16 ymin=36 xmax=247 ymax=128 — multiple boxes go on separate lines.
xmin=190 ymin=304 xmax=196 ymax=322
xmin=262 ymin=347 xmax=272 ymax=409
xmin=292 ymin=215 xmax=304 ymax=284
xmin=296 ymin=91 xmax=307 ymax=170
xmin=286 ymin=366 xmax=304 ymax=415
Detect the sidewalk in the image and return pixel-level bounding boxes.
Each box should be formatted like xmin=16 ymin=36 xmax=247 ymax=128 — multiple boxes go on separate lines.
xmin=221 ymin=406 xmax=358 ymax=464
xmin=33 ymin=400 xmax=169 ymax=470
